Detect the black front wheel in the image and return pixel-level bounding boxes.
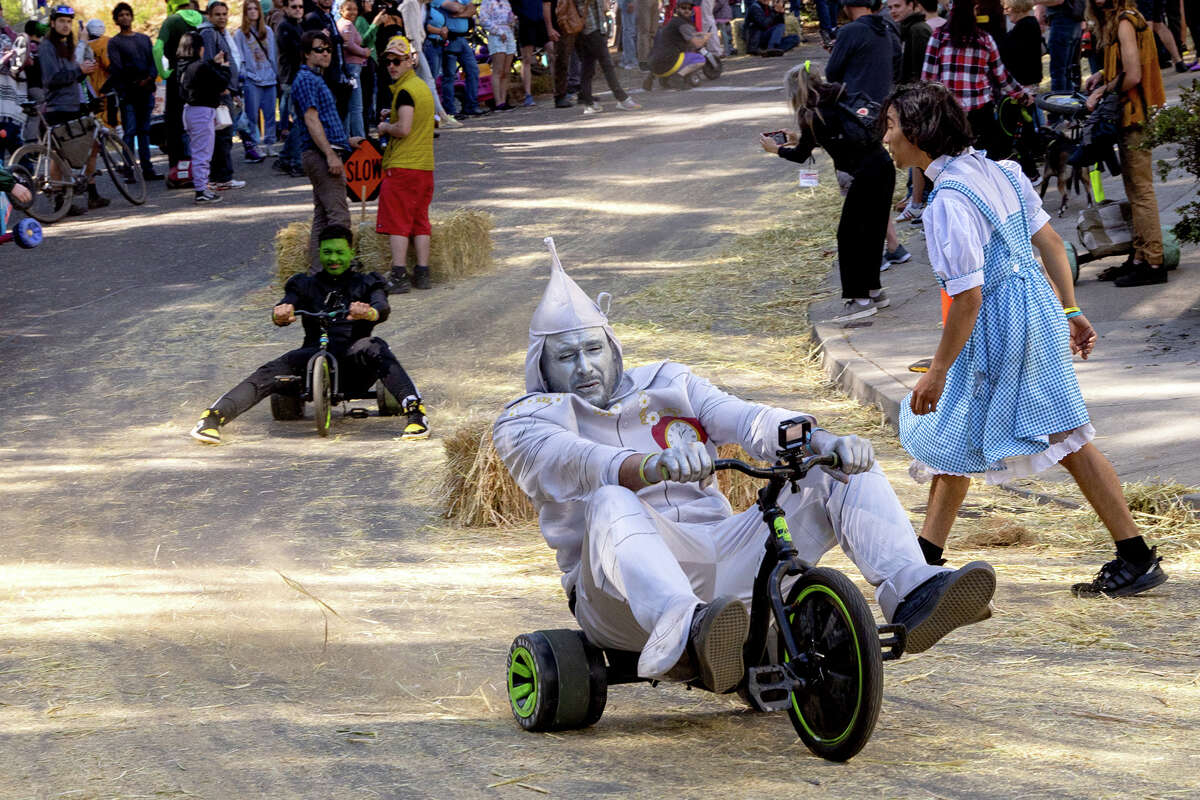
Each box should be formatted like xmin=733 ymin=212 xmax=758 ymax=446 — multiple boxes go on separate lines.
xmin=99 ymin=132 xmax=147 ymax=205
xmin=312 ymin=356 xmax=332 ymax=437
xmin=783 ymin=567 xmax=883 ymax=762
xmin=506 ymin=629 xmax=607 ymax=732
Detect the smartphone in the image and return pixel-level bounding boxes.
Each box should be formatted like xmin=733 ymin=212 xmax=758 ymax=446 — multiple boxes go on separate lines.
xmin=763 ymin=130 xmax=788 ymax=145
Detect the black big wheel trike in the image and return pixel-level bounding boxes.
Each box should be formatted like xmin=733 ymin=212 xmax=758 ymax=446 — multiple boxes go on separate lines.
xmin=505 ymin=419 xmax=907 ymax=762
xmin=269 ymin=308 xmax=404 ymax=436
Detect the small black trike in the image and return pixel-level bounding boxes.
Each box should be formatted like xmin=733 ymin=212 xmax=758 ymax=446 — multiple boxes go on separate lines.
xmin=505 ymin=420 xmax=906 ymax=762
xmin=268 ymin=308 xmax=404 ymax=437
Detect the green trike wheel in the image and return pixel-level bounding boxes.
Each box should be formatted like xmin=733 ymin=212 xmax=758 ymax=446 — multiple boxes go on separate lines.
xmin=376 ymin=384 xmax=402 ymax=416
xmin=507 ymin=629 xmax=607 ymax=731
xmin=313 ymin=356 xmax=332 ymax=437
xmin=783 ymin=567 xmax=883 ymax=762
xmin=1162 ymin=227 xmax=1180 ymax=270
xmin=1063 ymin=240 xmax=1079 ymax=285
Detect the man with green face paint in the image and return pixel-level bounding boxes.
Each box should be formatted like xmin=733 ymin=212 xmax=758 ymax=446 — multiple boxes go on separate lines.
xmin=191 ymin=225 xmax=428 ymax=444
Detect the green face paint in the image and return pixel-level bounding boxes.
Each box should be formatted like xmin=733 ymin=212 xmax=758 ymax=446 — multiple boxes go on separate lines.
xmin=320 ymin=238 xmax=354 ymax=276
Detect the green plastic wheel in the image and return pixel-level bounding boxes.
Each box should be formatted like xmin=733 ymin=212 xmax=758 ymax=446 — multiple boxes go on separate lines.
xmin=1162 ymin=227 xmax=1180 ymax=270
xmin=506 ymin=629 xmax=607 ymax=731
xmin=1064 ymin=240 xmax=1079 ymax=285
xmin=783 ymin=568 xmax=883 ymax=762
xmin=376 ymin=383 xmax=402 ymax=416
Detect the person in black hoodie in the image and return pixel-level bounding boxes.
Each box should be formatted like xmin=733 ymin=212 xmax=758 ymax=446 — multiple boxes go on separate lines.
xmin=178 ymin=31 xmax=230 ymax=203
xmin=824 ymin=0 xmax=901 ymax=104
xmin=890 ymin=0 xmax=931 ymax=83
xmin=190 ymin=225 xmax=428 ymax=444
xmin=759 ymin=64 xmax=896 ymax=323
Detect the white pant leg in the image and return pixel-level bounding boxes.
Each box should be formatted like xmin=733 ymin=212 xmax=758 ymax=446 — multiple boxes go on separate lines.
xmin=778 ymin=463 xmax=947 ymax=620
xmin=577 ymin=485 xmax=721 ymax=680
xmin=700 ymin=0 xmax=721 ymax=52
xmin=415 ymin=51 xmax=449 ymax=117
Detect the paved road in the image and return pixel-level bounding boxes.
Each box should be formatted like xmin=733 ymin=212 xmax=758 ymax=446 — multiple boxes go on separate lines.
xmin=812 ymin=72 xmax=1200 ymax=491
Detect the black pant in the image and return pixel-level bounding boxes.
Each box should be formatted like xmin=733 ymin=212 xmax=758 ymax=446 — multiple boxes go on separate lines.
xmin=578 ymin=30 xmax=629 ymax=104
xmin=211 ymin=338 xmax=418 ymax=423
xmin=967 ymin=102 xmax=1010 ymax=161
xmin=210 ymin=125 xmax=234 ymax=183
xmin=166 ymin=72 xmax=187 ymax=168
xmin=837 ymin=147 xmax=894 ymax=300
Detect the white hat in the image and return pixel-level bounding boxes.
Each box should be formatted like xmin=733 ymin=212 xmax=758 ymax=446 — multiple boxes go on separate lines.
xmin=85 ymin=19 xmax=105 ymax=38
xmin=524 ymin=238 xmax=624 ymax=393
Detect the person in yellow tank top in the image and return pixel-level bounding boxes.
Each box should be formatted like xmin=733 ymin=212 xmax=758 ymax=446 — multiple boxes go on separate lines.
xmin=1083 ymin=0 xmax=1167 ymax=287
xmin=376 ymin=35 xmax=437 ymax=294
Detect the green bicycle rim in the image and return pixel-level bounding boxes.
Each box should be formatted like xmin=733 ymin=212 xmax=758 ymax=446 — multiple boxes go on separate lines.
xmin=508 ymin=646 xmax=538 ymax=718
xmin=786 ymin=584 xmax=864 ymax=745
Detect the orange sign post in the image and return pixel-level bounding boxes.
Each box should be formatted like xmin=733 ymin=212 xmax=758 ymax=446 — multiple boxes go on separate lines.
xmin=344 ymin=138 xmax=384 ymax=223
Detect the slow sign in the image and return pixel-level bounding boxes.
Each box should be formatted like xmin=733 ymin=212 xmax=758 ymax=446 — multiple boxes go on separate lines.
xmin=344 ymin=138 xmax=384 ymax=202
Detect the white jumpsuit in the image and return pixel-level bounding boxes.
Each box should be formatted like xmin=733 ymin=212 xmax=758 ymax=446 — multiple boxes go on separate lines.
xmin=494 ymin=360 xmax=945 ymax=680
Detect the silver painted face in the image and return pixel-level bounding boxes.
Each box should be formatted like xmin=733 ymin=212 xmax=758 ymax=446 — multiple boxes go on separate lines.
xmin=540 ymin=327 xmax=620 ymax=409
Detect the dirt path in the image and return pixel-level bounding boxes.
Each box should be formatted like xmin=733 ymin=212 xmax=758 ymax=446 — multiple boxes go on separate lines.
xmin=2 ymin=50 xmax=1197 ymax=799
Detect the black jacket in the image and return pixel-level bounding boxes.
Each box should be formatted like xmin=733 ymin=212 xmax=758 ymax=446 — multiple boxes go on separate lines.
xmin=275 ymin=17 xmax=304 ymax=85
xmin=776 ymin=82 xmax=887 ymax=175
xmin=279 ymin=269 xmax=391 ymax=352
xmin=898 ymin=12 xmax=931 ymax=84
xmin=824 ymin=13 xmax=901 ymax=104
xmin=179 ymin=56 xmax=231 ymax=107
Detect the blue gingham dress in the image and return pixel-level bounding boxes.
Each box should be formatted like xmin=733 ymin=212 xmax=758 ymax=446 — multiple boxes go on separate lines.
xmin=899 ymin=156 xmax=1092 ymax=482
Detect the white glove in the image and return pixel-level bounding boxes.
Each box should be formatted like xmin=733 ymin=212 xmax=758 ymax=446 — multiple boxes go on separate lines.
xmin=644 ymin=442 xmax=714 ymax=485
xmin=809 ymin=430 xmax=874 ymax=482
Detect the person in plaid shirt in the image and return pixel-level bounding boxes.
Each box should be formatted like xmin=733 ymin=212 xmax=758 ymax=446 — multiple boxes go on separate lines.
xmin=919 ymin=0 xmax=1031 ymax=160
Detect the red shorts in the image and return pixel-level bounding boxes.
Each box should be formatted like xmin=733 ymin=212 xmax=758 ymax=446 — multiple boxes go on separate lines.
xmin=376 ymin=168 xmax=434 ymax=237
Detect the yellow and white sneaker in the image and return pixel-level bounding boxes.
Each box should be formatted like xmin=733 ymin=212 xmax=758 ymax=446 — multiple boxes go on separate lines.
xmin=190 ymin=409 xmax=223 ymax=444
xmin=400 ymin=396 xmax=429 ymax=441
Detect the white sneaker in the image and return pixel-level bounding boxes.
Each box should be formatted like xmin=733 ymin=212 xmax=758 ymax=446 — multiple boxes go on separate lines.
xmin=880 ymin=256 xmax=891 ymax=272
xmin=895 ymin=203 xmax=924 ymax=223
xmin=831 ymin=299 xmax=881 ymax=323
xmin=871 ymin=289 xmax=890 ymax=308
xmin=616 ymin=97 xmax=642 ymax=110
xmin=439 ymin=115 xmax=463 ymax=129
xmin=213 ymin=179 xmax=246 ymax=190
xmin=582 ymin=102 xmax=604 ymax=114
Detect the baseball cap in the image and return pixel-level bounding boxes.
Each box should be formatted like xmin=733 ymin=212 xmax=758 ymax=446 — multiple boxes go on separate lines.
xmin=384 ymin=35 xmax=413 ymax=57
xmin=86 ymin=19 xmax=105 ymax=37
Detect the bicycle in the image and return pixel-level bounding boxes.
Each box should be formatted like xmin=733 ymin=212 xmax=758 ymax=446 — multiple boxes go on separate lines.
xmin=7 ymin=94 xmax=147 ymax=224
xmin=505 ymin=419 xmax=906 ymax=762
xmin=269 ymin=308 xmax=405 ymax=437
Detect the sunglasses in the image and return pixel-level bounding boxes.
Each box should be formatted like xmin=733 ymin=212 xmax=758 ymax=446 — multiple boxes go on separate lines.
xmin=384 ymin=55 xmax=410 ymax=64
xmin=310 ymin=45 xmax=331 ymax=53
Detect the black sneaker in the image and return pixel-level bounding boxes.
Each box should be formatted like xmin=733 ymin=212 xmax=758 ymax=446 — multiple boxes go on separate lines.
xmin=1114 ymin=262 xmax=1167 ymax=287
xmin=892 ymin=562 xmax=996 ymax=653
xmin=1097 ymin=256 xmax=1135 ymax=281
xmin=687 ymin=595 xmax=749 ymax=693
xmin=386 ymin=267 xmax=411 ymax=294
xmin=189 ymin=409 xmax=223 ymax=444
xmin=400 ymin=395 xmax=429 ymax=440
xmin=1071 ymin=548 xmax=1168 ymax=597
xmin=412 ymin=265 xmax=431 ymax=290
xmin=554 ymin=97 xmax=574 ymax=108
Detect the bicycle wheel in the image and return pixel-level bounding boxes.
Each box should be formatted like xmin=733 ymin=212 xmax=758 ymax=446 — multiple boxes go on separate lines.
xmin=782 ymin=567 xmax=883 ymax=762
xmin=99 ymin=131 xmax=146 ymax=205
xmin=8 ymin=144 xmax=73 ymax=223
xmin=312 ymin=356 xmax=332 ymax=437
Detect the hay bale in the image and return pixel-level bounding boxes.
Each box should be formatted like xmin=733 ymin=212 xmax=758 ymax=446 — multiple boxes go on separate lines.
xmin=440 ymin=428 xmax=767 ymax=527
xmin=716 ymin=443 xmax=766 ymax=513
xmin=274 ymin=209 xmax=494 ymax=286
xmin=442 ymin=419 xmax=536 ymax=528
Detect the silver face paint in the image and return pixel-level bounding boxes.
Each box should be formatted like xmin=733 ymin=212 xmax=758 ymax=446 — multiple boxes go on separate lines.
xmin=540 ymin=327 xmax=620 ymax=409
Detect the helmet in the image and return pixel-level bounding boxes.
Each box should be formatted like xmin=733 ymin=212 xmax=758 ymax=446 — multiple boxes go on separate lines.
xmin=49 ymin=5 xmax=76 ymax=20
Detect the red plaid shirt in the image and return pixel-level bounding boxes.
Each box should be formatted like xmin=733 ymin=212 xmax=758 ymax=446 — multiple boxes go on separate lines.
xmin=920 ymin=27 xmax=1025 ymax=111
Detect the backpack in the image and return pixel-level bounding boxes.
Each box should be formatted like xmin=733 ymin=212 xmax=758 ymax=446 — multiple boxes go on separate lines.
xmin=556 ymin=0 xmax=584 ymax=36
xmin=1077 ymin=201 xmax=1132 ymax=258
xmin=832 ymin=90 xmax=882 ymax=148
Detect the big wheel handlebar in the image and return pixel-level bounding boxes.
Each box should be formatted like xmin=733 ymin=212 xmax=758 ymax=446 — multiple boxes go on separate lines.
xmin=714 ymin=452 xmax=841 ymax=481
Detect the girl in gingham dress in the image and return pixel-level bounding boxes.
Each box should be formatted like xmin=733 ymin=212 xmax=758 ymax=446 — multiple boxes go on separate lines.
xmin=880 ymin=84 xmax=1167 ymax=598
